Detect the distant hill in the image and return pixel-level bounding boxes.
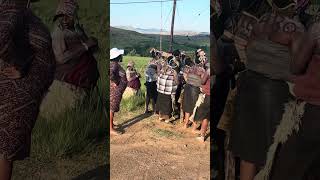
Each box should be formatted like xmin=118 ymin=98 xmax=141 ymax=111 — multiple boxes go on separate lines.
xmin=110 ymin=27 xmax=210 ymax=57
xmin=114 ymin=26 xmax=210 ymax=36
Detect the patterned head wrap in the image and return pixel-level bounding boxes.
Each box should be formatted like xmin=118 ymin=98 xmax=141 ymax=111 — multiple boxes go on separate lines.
xmin=127 ymin=61 xmax=135 ymax=67
xmin=53 ymin=0 xmax=78 ymax=21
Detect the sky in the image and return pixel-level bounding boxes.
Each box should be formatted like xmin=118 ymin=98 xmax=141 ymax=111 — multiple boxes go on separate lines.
xmin=110 ymin=0 xmax=210 ymax=33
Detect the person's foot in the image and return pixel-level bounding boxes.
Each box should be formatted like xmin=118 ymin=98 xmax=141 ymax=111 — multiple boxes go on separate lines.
xmin=192 ymin=129 xmax=201 ymax=134
xmin=196 ymin=135 xmax=205 ymax=143
xmin=110 ymin=129 xmax=123 ymax=136
xmin=183 ymin=120 xmax=192 ymax=129
xmin=159 ymin=117 xmax=165 ymax=122
xmin=144 ymin=110 xmax=151 ymax=114
xmin=184 ymin=123 xmax=189 ymax=129
xmin=191 ymin=122 xmax=199 ymax=132
xmin=180 ymin=118 xmax=184 ymax=124
xmin=165 ymin=118 xmax=174 ymax=124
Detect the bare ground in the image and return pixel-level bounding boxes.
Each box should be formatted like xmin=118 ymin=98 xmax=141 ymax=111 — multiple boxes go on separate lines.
xmin=110 ymin=109 xmax=210 ymax=180
xmin=12 ymin=142 xmax=108 ymax=180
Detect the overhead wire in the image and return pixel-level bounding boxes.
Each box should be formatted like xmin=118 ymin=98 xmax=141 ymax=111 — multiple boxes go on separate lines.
xmin=110 ymin=0 xmax=182 ymax=5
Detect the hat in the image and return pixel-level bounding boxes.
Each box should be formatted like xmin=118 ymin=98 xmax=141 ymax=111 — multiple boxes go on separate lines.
xmin=110 ymin=48 xmax=124 ymax=60
xmin=53 ymin=0 xmax=79 ymax=22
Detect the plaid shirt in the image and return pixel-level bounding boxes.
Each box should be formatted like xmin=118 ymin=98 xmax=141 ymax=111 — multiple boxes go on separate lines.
xmin=157 ymin=70 xmax=178 ymax=95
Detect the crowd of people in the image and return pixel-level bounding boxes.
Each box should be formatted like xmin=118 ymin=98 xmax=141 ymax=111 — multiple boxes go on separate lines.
xmin=213 ymin=0 xmax=320 ymax=179
xmin=109 ymin=47 xmax=211 ymax=142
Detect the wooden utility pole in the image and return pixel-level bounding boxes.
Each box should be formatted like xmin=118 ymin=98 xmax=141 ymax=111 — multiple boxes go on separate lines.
xmin=160 ymin=1 xmax=163 ymax=51
xmin=169 ymin=0 xmax=177 ymax=52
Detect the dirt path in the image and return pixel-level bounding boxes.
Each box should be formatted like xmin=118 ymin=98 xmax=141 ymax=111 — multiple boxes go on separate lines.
xmin=110 ymin=109 xmax=210 ymax=180
xmin=12 ymin=142 xmax=108 ymax=180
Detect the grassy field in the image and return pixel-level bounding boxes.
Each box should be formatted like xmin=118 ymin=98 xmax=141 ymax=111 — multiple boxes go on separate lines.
xmin=23 ymin=0 xmax=108 ymax=160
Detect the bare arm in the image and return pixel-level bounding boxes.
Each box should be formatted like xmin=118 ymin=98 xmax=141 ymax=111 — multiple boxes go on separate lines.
xmin=52 ymin=29 xmax=87 ymax=64
xmin=291 ymin=31 xmax=315 ymax=75
xmin=200 ymin=70 xmax=209 ymax=85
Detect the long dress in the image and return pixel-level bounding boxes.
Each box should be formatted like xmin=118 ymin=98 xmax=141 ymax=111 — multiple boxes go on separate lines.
xmin=109 ymin=61 xmax=127 ymax=112
xmin=0 ymin=3 xmax=55 ymax=161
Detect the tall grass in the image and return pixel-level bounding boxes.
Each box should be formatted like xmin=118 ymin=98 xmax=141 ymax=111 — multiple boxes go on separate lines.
xmin=26 ymin=0 xmax=108 ymax=159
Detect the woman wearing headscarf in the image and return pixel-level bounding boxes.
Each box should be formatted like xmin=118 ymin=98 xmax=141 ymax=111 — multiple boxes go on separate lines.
xmin=0 ymin=0 xmax=55 ymax=179
xmin=144 ymin=49 xmax=160 ymax=114
xmin=52 ymin=0 xmax=99 ymax=88
xmin=193 ymin=62 xmax=210 ymax=142
xmin=122 ymin=60 xmax=141 ymax=100
xmin=109 ymin=48 xmax=127 ymax=135
xmin=41 ymin=0 xmax=99 ymax=117
xmin=156 ymin=56 xmax=179 ymax=122
xmin=229 ymin=1 xmax=306 ymax=179
xmin=182 ymin=49 xmax=206 ymax=131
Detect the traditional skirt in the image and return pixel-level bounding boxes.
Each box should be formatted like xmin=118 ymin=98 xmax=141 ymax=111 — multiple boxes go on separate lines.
xmin=39 ymin=80 xmax=87 ymax=118
xmin=156 ymin=93 xmax=173 ymax=116
xmin=230 ymin=70 xmax=290 ymax=166
xmin=217 ymin=88 xmax=237 ymax=135
xmin=110 ymin=80 xmax=127 ymax=113
xmin=0 ymin=8 xmax=55 ymax=161
xmin=145 ymin=81 xmax=157 ymax=101
xmin=122 ymin=87 xmax=139 ymax=100
xmin=183 ymin=84 xmax=200 ymax=113
xmin=194 ymin=95 xmax=210 ymax=121
xmin=270 ymin=104 xmax=320 ymax=180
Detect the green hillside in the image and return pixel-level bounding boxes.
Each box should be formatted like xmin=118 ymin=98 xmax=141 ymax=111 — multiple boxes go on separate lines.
xmin=110 ymin=27 xmax=210 ymax=57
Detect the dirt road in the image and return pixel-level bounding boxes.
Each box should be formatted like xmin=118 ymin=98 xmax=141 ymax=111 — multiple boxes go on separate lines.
xmin=110 ymin=109 xmax=210 ymax=180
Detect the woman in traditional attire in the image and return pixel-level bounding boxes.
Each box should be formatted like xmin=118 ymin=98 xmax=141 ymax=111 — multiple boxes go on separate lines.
xmin=40 ymin=0 xmax=99 ymax=117
xmin=109 ymin=48 xmax=127 ymax=135
xmin=122 ymin=61 xmax=141 ymax=99
xmin=0 ymin=0 xmax=55 ymax=179
xmin=229 ymin=1 xmax=306 ymax=179
xmin=156 ymin=56 xmax=179 ymax=122
xmin=268 ymin=9 xmax=320 ymax=180
xmin=144 ymin=50 xmax=160 ymax=114
xmin=182 ymin=49 xmax=206 ymax=131
xmin=193 ymin=62 xmax=210 ymax=142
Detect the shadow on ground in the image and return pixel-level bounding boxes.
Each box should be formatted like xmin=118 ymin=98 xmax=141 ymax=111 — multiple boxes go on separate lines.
xmin=71 ymin=164 xmax=109 ymax=180
xmin=118 ymin=113 xmax=152 ymax=130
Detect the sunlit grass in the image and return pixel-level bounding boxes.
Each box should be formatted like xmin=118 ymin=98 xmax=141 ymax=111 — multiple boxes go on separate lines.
xmin=27 ymin=0 xmax=108 ymax=158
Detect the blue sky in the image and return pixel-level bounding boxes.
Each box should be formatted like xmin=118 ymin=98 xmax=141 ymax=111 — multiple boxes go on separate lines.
xmin=110 ymin=0 xmax=210 ymax=33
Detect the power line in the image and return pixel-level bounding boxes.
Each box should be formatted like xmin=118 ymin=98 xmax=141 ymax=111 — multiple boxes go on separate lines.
xmin=110 ymin=0 xmax=182 ymax=5
xmin=162 ymin=7 xmax=173 ymax=31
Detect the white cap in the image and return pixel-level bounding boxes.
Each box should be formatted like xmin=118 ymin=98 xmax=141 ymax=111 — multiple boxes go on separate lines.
xmin=110 ymin=48 xmax=124 ymax=60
